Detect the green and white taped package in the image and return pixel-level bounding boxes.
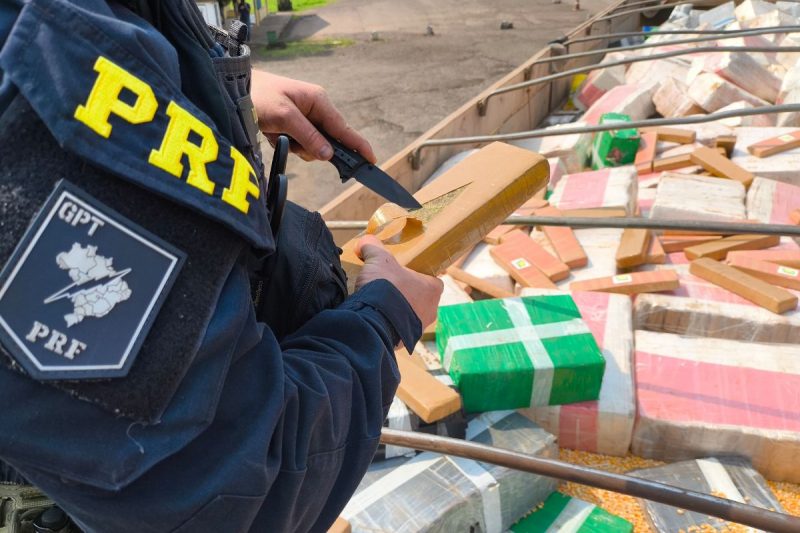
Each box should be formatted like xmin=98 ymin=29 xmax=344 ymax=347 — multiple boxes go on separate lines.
xmin=436 ymin=296 xmax=606 ymax=412
xmin=511 ymin=492 xmax=633 ymax=532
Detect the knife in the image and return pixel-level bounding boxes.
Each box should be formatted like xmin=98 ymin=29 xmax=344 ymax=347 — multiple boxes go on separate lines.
xmin=323 ymin=133 xmax=422 ymax=210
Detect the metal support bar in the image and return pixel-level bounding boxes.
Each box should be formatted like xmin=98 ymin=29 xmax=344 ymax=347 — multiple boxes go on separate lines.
xmin=531 ymin=26 xmax=800 ymax=66
xmin=380 ymin=429 xmax=800 ymax=533
xmin=327 ymin=216 xmax=800 ymax=238
xmin=478 ymin=45 xmax=800 ymax=115
xmin=565 ymin=25 xmax=800 ymax=45
xmin=411 ymin=103 xmax=800 ymax=166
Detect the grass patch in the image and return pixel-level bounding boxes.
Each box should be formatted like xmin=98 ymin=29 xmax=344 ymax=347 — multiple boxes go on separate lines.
xmin=267 ymin=0 xmax=332 ymax=12
xmin=255 ymin=38 xmax=354 ymax=60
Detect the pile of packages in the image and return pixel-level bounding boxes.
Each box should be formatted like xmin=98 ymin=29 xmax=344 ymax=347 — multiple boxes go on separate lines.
xmin=333 ymin=2 xmax=800 ymax=531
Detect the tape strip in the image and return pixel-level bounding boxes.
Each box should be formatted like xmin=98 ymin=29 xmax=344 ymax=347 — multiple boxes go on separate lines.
xmin=545 ymin=497 xmax=595 ymax=533
xmin=696 ymin=458 xmax=746 ymax=504
xmin=385 ymin=397 xmax=414 ymax=459
xmin=448 ymin=456 xmax=503 ymax=533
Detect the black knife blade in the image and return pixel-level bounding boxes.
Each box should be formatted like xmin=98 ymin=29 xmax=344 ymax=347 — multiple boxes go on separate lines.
xmin=323 ymin=133 xmax=422 ymax=210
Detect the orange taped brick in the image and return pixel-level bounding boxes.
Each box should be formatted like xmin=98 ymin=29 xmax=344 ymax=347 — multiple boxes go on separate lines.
xmin=715 ymin=135 xmax=737 ymax=157
xmin=491 ymin=230 xmax=568 ymax=283
xmin=559 ymin=207 xmax=628 ymax=218
xmin=690 ymin=258 xmax=798 ymax=314
xmin=395 ymin=349 xmax=462 ymax=424
xmin=648 ymin=127 xmax=696 ymax=144
xmin=689 ymin=146 xmax=755 ymax=188
xmin=327 ymin=517 xmax=351 ymax=533
xmin=684 ymin=234 xmax=781 ymax=261
xmin=791 ymin=209 xmax=800 ymax=225
xmin=616 ymin=228 xmax=651 ymax=268
xmin=660 ymin=235 xmax=723 ymax=253
xmin=569 ymin=270 xmax=680 ymax=295
xmin=484 ymin=206 xmax=538 ymax=244
xmin=728 ymin=256 xmax=800 ymax=291
xmin=646 ymin=236 xmax=666 ymax=264
xmin=727 ymin=250 xmax=800 ymax=269
xmin=635 ymin=132 xmax=658 ymax=175
xmin=534 ymin=206 xmax=588 ymax=268
xmin=747 ymin=130 xmax=800 ymax=158
xmin=446 ymin=266 xmax=516 ymax=299
xmin=652 ymin=147 xmax=727 ymax=172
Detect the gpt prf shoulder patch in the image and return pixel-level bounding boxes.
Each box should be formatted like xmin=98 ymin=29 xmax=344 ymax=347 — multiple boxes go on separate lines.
xmin=0 ymin=181 xmax=185 ymax=381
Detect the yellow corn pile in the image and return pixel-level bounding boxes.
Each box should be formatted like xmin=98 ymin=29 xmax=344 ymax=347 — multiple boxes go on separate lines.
xmin=558 ymin=449 xmax=800 ymax=533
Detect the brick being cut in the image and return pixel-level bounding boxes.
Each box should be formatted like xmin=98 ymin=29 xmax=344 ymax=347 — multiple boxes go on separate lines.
xmin=342 ymin=412 xmax=558 ymax=532
xmin=747 ymin=177 xmax=800 ymax=224
xmin=632 ymin=456 xmax=783 ymax=533
xmin=632 ymin=330 xmax=800 ymax=483
xmin=519 ymin=289 xmax=635 ymax=457
xmin=549 ymin=167 xmax=637 ymax=215
xmin=649 ymin=174 xmax=746 ymax=221
xmin=688 ymin=72 xmax=769 ymax=112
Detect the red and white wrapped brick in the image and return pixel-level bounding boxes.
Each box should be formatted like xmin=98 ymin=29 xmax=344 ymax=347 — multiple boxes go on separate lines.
xmin=549 ymin=167 xmax=638 ymax=215
xmin=581 ymin=84 xmax=656 ymax=125
xmin=653 ymin=77 xmax=704 ymax=118
xmin=632 ymin=330 xmax=800 ymax=483
xmin=701 ymin=52 xmax=781 ymax=103
xmin=735 ymin=0 xmax=776 ymax=23
xmin=634 ymin=259 xmax=800 ymax=344
xmin=688 ymin=72 xmax=769 ymax=112
xmin=625 ymin=57 xmax=691 ymax=88
xmin=519 ymin=289 xmax=635 ymax=456
xmin=574 ymin=63 xmax=626 ymax=110
xmin=747 ymin=177 xmax=800 ymax=224
xmin=777 ymin=61 xmax=800 ymax=127
xmin=649 ymin=174 xmax=746 ymax=222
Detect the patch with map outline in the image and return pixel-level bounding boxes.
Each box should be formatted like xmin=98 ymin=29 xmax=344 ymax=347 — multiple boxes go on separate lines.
xmin=0 ymin=180 xmax=185 ymax=380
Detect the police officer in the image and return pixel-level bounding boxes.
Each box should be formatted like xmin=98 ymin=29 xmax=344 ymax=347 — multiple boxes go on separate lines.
xmin=0 ymin=0 xmax=442 ymax=531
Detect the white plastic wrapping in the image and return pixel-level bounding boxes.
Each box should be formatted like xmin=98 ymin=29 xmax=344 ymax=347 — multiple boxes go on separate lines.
xmin=648 ymin=174 xmax=746 ymax=221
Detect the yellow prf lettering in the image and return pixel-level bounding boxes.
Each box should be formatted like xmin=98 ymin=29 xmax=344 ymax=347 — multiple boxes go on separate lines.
xmin=148 ymin=101 xmax=218 ymax=195
xmin=74 ymin=56 xmax=158 ymax=138
xmin=222 ymin=148 xmax=260 ymax=214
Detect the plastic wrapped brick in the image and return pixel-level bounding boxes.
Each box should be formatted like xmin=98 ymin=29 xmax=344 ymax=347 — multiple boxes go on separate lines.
xmin=510 ymin=122 xmax=592 ymax=174
xmin=518 ymin=289 xmax=635 ymax=457
xmin=747 ymin=177 xmax=800 ymax=224
xmin=649 ymin=173 xmax=746 ymax=222
xmin=549 ymin=167 xmax=637 ymax=215
xmin=731 ymin=127 xmax=800 ymax=184
xmin=634 ymin=262 xmax=800 ymax=343
xmin=632 ymin=330 xmax=800 ymax=482
xmin=510 ymin=492 xmax=633 ymax=532
xmin=437 ymin=296 xmax=606 ymax=412
xmin=341 ymin=411 xmax=558 ymax=533
xmin=688 ymin=72 xmax=768 ymax=112
xmin=581 ymin=84 xmax=656 ymax=125
xmin=574 ymin=64 xmax=626 ymax=110
xmin=632 ymin=456 xmax=783 ymax=532
xmin=375 ymin=396 xmax=467 ymax=462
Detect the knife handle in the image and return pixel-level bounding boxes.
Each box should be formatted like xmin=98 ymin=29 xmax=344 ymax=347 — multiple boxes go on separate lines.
xmin=323 ymin=133 xmax=365 ymax=183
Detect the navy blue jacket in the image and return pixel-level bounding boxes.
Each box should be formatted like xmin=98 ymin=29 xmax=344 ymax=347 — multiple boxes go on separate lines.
xmin=0 ymin=0 xmax=420 ymax=531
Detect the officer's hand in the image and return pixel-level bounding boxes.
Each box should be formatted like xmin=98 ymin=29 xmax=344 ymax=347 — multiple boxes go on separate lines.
xmin=251 ymin=70 xmax=377 ymax=163
xmin=354 ymin=235 xmax=443 ymax=329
